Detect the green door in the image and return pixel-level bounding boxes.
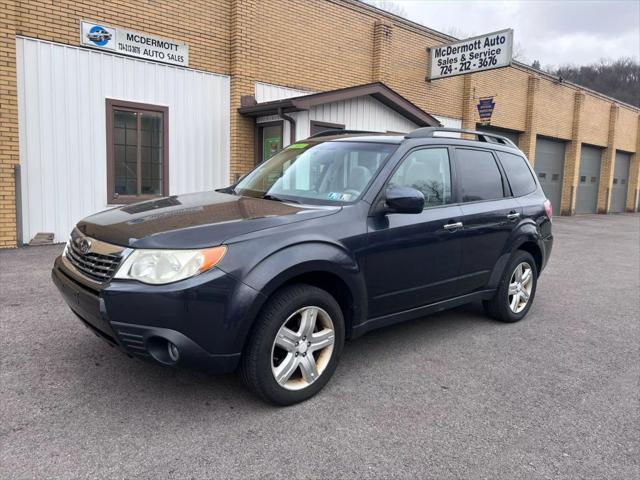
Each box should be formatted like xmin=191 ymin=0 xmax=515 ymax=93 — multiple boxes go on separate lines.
xmin=260 ymin=123 xmax=283 ymax=164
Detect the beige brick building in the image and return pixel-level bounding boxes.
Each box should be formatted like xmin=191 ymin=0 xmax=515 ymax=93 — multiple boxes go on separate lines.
xmin=0 ymin=0 xmax=638 ymax=248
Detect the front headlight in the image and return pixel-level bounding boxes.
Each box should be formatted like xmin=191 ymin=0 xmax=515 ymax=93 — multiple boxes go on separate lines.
xmin=114 ymin=246 xmax=227 ymax=285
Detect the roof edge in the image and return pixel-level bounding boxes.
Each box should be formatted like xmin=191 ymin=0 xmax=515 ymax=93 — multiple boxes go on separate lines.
xmin=239 ymin=82 xmax=440 ymax=127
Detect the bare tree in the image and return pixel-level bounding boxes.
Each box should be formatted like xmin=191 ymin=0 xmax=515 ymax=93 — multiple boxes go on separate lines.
xmin=554 ymin=58 xmax=640 ymax=107
xmin=362 ymin=0 xmax=408 ymax=18
xmin=511 ymin=42 xmax=526 ymax=62
xmin=442 ymin=26 xmax=472 ymax=39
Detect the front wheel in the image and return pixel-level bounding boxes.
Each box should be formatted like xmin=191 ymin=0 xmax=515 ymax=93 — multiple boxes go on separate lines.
xmin=241 ymin=284 xmax=345 ymax=405
xmin=483 ymin=250 xmax=538 ymax=323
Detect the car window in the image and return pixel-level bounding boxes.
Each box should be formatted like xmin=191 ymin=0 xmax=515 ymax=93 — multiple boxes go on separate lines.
xmin=388 ymin=148 xmax=452 ymax=208
xmin=456 ymin=148 xmax=504 ymax=202
xmin=235 ymin=141 xmax=395 ymax=205
xmin=496 ymin=151 xmax=537 ymax=197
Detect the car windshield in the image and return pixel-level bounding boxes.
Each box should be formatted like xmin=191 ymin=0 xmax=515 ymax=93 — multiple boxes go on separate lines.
xmin=234 ymin=140 xmax=396 ymax=205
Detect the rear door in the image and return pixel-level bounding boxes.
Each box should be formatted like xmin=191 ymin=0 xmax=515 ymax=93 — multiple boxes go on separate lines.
xmin=452 ymin=147 xmax=522 ymax=296
xmin=364 ymin=147 xmax=463 ymax=318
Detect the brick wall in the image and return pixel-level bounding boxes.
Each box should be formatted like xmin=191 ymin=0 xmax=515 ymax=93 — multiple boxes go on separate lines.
xmin=1 ymin=0 xmax=639 ymax=246
xmin=0 ymin=0 xmax=230 ymax=247
xmin=472 ymin=67 xmax=530 ymax=132
xmin=1 ymin=0 xmax=19 ymax=247
xmin=11 ymin=0 xmax=230 ymax=73
xmin=535 ymin=78 xmax=576 ymax=141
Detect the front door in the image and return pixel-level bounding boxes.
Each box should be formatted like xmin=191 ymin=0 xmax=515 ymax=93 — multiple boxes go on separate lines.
xmin=364 ymin=147 xmax=464 ymax=318
xmin=452 ymin=147 xmax=522 ymax=296
xmin=258 ymin=122 xmax=283 ymax=164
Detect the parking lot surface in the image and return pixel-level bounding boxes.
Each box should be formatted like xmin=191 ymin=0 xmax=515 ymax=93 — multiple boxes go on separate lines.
xmin=1 ymin=214 xmax=639 ymax=479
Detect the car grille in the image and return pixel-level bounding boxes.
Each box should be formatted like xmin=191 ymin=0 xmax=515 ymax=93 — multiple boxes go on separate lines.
xmin=65 ymin=234 xmax=124 ymax=283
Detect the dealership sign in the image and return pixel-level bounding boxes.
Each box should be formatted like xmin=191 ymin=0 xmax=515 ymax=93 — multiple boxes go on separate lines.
xmin=80 ymin=21 xmax=188 ymax=66
xmin=428 ymin=29 xmax=513 ymax=80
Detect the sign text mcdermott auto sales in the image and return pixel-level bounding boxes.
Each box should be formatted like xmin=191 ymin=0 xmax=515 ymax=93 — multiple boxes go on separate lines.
xmin=80 ymin=21 xmax=188 ymax=67
xmin=428 ymin=29 xmax=513 ymax=80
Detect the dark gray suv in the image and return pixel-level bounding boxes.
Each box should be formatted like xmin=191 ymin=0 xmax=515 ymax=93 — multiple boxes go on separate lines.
xmin=53 ymin=127 xmax=553 ymax=405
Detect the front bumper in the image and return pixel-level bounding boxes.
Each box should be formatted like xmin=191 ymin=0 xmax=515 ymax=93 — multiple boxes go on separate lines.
xmin=52 ymin=256 xmax=262 ymax=373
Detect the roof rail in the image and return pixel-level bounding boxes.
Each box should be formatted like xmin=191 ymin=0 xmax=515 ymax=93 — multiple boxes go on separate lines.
xmin=308 ymin=129 xmax=379 ymax=139
xmin=405 ymin=127 xmax=518 ymax=148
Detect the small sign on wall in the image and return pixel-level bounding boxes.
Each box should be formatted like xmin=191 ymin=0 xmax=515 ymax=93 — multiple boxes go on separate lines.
xmin=477 ymin=97 xmax=495 ymax=124
xmin=80 ymin=21 xmax=189 ymax=67
xmin=428 ymin=29 xmax=513 ymax=80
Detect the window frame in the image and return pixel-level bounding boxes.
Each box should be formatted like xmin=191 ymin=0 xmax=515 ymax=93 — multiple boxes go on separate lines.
xmin=494 ymin=150 xmax=537 ymax=198
xmin=375 ymin=145 xmax=458 ymax=212
xmin=106 ymin=99 xmax=169 ymax=205
xmin=452 ymin=146 xmax=511 ymax=204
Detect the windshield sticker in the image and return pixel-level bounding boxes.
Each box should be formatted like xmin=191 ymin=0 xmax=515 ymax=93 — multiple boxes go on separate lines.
xmin=287 ymin=143 xmax=308 ymax=150
xmin=327 ymin=192 xmax=354 ymax=201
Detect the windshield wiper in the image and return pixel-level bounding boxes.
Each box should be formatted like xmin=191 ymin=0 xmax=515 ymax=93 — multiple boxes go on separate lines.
xmin=263 ymin=194 xmax=300 ymax=204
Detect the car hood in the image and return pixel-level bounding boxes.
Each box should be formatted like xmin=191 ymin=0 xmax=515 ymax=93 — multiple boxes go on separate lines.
xmin=76 ymin=191 xmax=340 ymax=249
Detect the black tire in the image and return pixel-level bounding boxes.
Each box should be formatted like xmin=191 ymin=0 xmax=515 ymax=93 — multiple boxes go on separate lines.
xmin=240 ymin=284 xmax=345 ymax=406
xmin=483 ymin=250 xmax=538 ymax=323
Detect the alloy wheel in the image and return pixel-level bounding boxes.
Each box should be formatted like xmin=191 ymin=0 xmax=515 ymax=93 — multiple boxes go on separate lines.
xmin=271 ymin=306 xmax=335 ymax=391
xmin=508 ymin=262 xmax=533 ymax=313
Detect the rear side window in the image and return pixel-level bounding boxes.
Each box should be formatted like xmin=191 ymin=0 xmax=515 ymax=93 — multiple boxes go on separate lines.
xmin=497 ymin=151 xmax=537 ymax=197
xmin=456 ymin=148 xmax=504 ymax=202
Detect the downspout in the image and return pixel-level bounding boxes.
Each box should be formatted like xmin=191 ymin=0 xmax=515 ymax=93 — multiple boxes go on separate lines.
xmin=278 ymin=107 xmax=297 ymax=145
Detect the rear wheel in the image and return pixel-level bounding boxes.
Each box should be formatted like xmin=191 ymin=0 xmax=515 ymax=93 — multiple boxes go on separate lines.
xmin=241 ymin=284 xmax=345 ymax=405
xmin=483 ymin=250 xmax=537 ymax=323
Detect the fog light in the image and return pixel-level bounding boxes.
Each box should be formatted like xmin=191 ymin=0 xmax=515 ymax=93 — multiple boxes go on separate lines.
xmin=167 ymin=341 xmax=180 ymax=362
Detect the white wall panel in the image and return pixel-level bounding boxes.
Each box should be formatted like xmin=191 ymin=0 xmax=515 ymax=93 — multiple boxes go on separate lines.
xmin=300 ymin=96 xmax=418 ymax=139
xmin=254 ymin=84 xmax=420 ymax=147
xmin=16 ymin=37 xmax=230 ymax=243
xmin=433 ymin=115 xmax=462 ymax=137
xmin=254 ymin=82 xmax=313 ymax=103
xmin=433 ymin=115 xmax=462 ymax=129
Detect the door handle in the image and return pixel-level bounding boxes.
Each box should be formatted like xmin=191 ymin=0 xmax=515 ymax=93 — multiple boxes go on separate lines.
xmin=506 ymin=212 xmax=521 ymax=220
xmin=443 ymin=221 xmax=463 ymax=231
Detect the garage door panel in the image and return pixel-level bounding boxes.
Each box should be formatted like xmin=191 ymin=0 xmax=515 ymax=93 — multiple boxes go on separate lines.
xmin=611 ymin=151 xmax=631 ymax=213
xmin=534 ymin=138 xmax=565 ymax=212
xmin=575 ymin=145 xmax=602 ymax=214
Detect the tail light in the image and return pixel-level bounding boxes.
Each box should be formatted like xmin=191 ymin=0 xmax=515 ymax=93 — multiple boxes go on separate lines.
xmin=544 ymin=199 xmax=553 ymax=221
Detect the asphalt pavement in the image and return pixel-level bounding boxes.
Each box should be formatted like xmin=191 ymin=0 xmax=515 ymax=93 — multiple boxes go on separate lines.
xmin=1 ymin=214 xmax=638 ymax=479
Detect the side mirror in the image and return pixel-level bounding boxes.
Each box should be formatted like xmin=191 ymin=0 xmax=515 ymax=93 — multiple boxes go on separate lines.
xmin=385 ymin=186 xmax=424 ymax=214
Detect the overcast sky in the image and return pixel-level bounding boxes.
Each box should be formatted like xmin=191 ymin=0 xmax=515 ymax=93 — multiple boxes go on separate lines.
xmin=370 ymin=0 xmax=640 ymax=68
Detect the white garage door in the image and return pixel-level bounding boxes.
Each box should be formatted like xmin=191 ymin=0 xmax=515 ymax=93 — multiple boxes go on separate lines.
xmin=16 ymin=37 xmax=230 ymax=243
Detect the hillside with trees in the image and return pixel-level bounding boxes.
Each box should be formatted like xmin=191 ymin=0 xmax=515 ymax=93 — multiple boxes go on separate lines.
xmin=537 ymin=59 xmax=639 ymax=107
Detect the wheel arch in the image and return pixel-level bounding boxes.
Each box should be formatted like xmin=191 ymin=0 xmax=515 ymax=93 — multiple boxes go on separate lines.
xmin=516 ymin=240 xmax=543 ymax=273
xmin=487 ymin=224 xmax=544 ymax=289
xmin=238 ymin=243 xmax=367 ymax=351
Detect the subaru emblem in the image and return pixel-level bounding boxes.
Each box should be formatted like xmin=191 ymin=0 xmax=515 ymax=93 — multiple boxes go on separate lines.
xmin=79 ymin=238 xmax=92 ymax=254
